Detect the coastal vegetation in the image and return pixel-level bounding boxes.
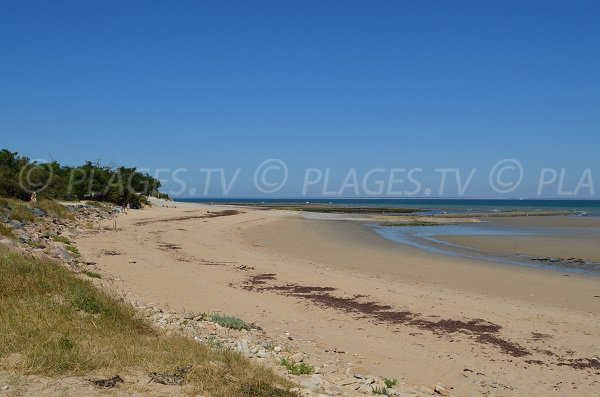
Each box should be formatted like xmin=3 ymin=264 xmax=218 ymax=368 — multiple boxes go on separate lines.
xmin=280 ymin=358 xmax=314 ymax=375
xmin=0 ymin=149 xmax=166 ymax=208
xmin=210 ymin=314 xmax=251 ymax=331
xmin=0 ymin=245 xmax=296 ymax=396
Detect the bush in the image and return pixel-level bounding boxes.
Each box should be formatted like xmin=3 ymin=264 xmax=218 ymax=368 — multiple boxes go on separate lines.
xmin=210 ymin=314 xmax=250 ymax=330
xmin=280 ymin=358 xmax=314 ymax=375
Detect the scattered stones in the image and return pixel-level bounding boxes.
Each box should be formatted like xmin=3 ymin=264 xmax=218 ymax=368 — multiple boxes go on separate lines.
xmin=150 ymin=365 xmax=192 ymax=385
xmin=90 ymin=375 xmax=124 ymax=389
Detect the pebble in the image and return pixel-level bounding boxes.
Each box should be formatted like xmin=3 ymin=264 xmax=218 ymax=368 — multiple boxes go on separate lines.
xmin=435 ymin=384 xmax=450 ymax=396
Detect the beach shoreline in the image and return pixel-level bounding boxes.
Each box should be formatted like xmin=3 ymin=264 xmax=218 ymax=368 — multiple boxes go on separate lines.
xmin=76 ymin=201 xmax=600 ymax=396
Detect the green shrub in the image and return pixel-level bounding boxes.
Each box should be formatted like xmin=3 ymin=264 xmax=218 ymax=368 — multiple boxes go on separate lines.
xmin=210 ymin=314 xmax=250 ymax=330
xmin=65 ymin=245 xmax=80 ymax=257
xmin=280 ymin=358 xmax=314 ymax=375
xmin=52 ymin=235 xmax=71 ymax=244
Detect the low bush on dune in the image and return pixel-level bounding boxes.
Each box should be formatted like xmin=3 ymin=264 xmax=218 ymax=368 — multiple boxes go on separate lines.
xmin=0 ymin=246 xmax=297 ymax=396
xmin=280 ymin=358 xmax=314 ymax=375
xmin=211 ymin=314 xmax=251 ymax=330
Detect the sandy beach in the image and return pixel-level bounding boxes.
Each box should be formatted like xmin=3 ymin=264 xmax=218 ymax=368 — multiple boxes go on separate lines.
xmin=76 ymin=202 xmax=600 ymax=396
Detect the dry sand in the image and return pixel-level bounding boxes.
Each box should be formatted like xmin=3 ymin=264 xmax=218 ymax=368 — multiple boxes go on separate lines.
xmin=76 ymin=202 xmax=600 ymax=396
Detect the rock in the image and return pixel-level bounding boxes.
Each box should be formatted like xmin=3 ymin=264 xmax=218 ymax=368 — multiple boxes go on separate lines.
xmin=53 ymin=246 xmax=72 ymax=261
xmin=298 ymin=374 xmax=322 ymax=392
xmin=256 ymin=349 xmax=268 ymax=358
xmin=355 ymin=383 xmax=372 ymax=394
xmin=419 ymin=385 xmax=435 ymax=395
xmin=0 ymin=238 xmax=16 ymax=249
xmin=31 ymin=207 xmax=46 ymax=217
xmin=434 ymin=384 xmax=450 ymax=396
xmin=292 ymin=352 xmax=306 ymax=362
xmin=274 ymin=346 xmax=282 ymax=352
xmin=1 ymin=386 xmax=9 ymax=391
xmin=234 ymin=339 xmax=250 ymax=356
xmin=8 ymin=220 xmax=23 ymax=229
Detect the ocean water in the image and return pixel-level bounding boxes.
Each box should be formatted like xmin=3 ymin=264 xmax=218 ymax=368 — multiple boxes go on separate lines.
xmin=177 ymin=198 xmax=600 ymax=275
xmin=177 ymin=198 xmax=600 ymax=217
xmin=372 ymin=223 xmax=600 ymax=276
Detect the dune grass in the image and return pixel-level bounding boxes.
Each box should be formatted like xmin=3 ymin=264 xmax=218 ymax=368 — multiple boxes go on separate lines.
xmin=34 ymin=199 xmax=75 ymax=220
xmin=0 ymin=197 xmax=74 ymax=223
xmin=4 ymin=199 xmax=35 ymax=223
xmin=0 ymin=246 xmax=296 ymax=396
xmin=0 ymin=223 xmax=15 ymax=239
xmin=52 ymin=235 xmax=71 ymax=244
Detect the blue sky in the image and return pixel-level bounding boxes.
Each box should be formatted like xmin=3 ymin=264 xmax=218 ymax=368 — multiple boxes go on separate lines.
xmin=1 ymin=1 xmax=599 ymax=197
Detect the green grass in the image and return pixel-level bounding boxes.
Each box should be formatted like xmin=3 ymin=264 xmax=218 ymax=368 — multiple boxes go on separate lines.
xmin=26 ymin=240 xmax=45 ymax=249
xmin=65 ymin=245 xmax=81 ymax=257
xmin=81 ymin=270 xmax=102 ymax=279
xmin=210 ymin=314 xmax=250 ymax=330
xmin=372 ymin=387 xmax=394 ymax=396
xmin=383 ymin=377 xmax=398 ymax=388
xmin=52 ymin=235 xmax=71 ymax=244
xmin=280 ymin=358 xmax=314 ymax=375
xmin=0 ymin=223 xmax=15 ymax=239
xmin=86 ymin=201 xmax=111 ymax=210
xmin=0 ymin=246 xmax=297 ymax=396
xmin=34 ymin=199 xmax=74 ymax=220
xmin=0 ymin=198 xmax=36 ymax=223
xmin=9 ymin=202 xmax=35 ymax=223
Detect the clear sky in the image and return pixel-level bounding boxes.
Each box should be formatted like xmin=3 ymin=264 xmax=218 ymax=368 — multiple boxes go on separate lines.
xmin=1 ymin=1 xmax=599 ymax=198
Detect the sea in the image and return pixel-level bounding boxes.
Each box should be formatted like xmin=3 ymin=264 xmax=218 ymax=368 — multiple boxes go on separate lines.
xmin=176 ymin=198 xmax=600 ymax=275
xmin=177 ymin=198 xmax=600 ymax=217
